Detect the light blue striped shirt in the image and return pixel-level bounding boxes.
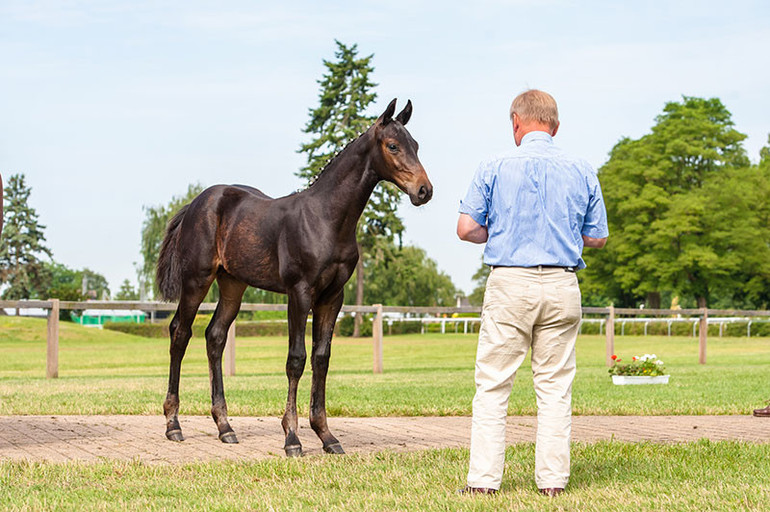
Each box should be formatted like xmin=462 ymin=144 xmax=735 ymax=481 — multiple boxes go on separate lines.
xmin=459 ymin=131 xmax=608 ymax=269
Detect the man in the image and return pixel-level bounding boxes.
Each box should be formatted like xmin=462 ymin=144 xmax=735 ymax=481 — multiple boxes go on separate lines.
xmin=456 ymin=89 xmax=608 ymax=497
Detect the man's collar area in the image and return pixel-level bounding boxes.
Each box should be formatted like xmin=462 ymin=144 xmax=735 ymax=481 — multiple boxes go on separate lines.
xmin=521 ymin=131 xmax=553 ymax=144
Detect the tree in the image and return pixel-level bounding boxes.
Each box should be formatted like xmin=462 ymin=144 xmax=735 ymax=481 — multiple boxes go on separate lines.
xmin=714 ymin=134 xmax=770 ymax=308
xmin=0 ymin=174 xmax=53 ymax=301
xmin=44 ymin=262 xmax=108 ymax=319
xmin=581 ymin=96 xmax=752 ymax=308
xmin=45 ymin=262 xmax=84 ymax=301
xmin=348 ymin=241 xmax=457 ymax=307
xmin=115 ymin=279 xmax=140 ymax=301
xmin=467 ymin=258 xmax=490 ymax=307
xmin=139 ymin=183 xmax=204 ymax=298
xmin=297 ymin=41 xmax=403 ymax=335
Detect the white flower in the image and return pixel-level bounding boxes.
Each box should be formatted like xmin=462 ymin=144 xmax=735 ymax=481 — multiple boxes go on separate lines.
xmin=656 ymin=360 xmax=664 ymax=365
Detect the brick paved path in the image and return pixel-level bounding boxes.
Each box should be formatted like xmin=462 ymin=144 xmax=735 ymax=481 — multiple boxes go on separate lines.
xmin=1 ymin=415 xmax=768 ymax=464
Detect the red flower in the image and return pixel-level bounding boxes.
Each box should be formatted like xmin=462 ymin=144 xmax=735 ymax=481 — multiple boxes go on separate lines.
xmin=611 ymin=354 xmax=617 ymax=360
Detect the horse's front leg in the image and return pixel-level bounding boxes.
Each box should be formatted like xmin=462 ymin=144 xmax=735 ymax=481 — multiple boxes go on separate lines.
xmin=282 ymin=290 xmax=310 ymax=457
xmin=309 ymin=291 xmax=345 ymax=454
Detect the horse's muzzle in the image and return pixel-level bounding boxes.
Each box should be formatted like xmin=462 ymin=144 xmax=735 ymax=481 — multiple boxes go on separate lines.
xmin=409 ymin=183 xmax=433 ymax=206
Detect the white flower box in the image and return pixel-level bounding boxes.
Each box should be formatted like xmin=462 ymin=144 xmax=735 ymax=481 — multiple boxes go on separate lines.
xmin=611 ymin=375 xmax=670 ymax=385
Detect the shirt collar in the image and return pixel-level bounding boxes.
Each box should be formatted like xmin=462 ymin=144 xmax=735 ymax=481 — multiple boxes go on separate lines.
xmin=521 ymin=131 xmax=553 ymax=145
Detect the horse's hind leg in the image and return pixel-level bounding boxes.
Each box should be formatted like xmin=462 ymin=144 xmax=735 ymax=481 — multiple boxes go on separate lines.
xmin=309 ymin=291 xmax=345 ymax=454
xmin=163 ymin=276 xmax=213 ymax=442
xmin=205 ymin=272 xmax=246 ymax=444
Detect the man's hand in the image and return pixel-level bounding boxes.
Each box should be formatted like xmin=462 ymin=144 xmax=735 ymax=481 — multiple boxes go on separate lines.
xmin=457 ymin=214 xmax=488 ymax=244
xmin=582 ymin=235 xmax=607 ymax=248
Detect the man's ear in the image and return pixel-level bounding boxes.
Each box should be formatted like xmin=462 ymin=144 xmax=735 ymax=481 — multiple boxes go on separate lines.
xmin=551 ymin=121 xmax=560 ymax=137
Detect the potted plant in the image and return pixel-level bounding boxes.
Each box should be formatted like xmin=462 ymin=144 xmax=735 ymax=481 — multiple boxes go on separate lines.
xmin=608 ymin=354 xmax=669 ymax=385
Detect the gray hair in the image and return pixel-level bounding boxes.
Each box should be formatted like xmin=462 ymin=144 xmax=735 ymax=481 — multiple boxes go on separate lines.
xmin=509 ymin=89 xmax=559 ymax=130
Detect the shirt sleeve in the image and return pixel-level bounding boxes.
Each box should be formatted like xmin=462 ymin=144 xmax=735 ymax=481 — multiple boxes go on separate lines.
xmin=581 ymin=170 xmax=609 ymax=239
xmin=458 ymin=162 xmax=490 ymax=227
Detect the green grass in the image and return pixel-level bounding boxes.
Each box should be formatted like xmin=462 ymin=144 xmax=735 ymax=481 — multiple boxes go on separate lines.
xmin=2 ymin=317 xmax=770 ymax=511
xmin=2 ymin=441 xmax=769 ymax=511
xmin=1 ymin=316 xmax=769 ymax=416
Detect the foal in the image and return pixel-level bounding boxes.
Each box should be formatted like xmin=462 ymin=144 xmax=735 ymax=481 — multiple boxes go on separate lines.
xmin=156 ymin=99 xmax=433 ymax=456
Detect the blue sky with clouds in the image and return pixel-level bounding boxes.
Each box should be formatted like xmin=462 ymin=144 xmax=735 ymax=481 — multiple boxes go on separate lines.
xmin=2 ymin=1 xmax=769 ymax=295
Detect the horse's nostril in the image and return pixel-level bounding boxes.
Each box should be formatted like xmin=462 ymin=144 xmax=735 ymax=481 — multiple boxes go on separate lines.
xmin=418 ymin=185 xmax=427 ymax=199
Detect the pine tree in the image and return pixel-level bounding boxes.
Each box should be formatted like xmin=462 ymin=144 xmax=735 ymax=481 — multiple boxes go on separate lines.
xmin=0 ymin=174 xmax=53 ymax=301
xmin=297 ymin=41 xmax=404 ymax=335
xmin=115 ymin=279 xmax=140 ymax=301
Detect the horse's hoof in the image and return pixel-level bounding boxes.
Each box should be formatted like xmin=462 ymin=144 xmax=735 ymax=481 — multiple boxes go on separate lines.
xmin=165 ymin=429 xmax=184 ymax=442
xmin=323 ymin=443 xmax=345 ymax=455
xmin=219 ymin=431 xmax=239 ymax=444
xmin=285 ymin=445 xmax=303 ymax=457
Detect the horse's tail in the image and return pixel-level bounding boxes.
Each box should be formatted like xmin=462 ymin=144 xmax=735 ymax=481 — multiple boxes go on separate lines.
xmin=156 ymin=204 xmax=190 ymax=301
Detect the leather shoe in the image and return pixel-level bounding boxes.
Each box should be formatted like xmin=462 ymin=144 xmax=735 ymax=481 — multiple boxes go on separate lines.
xmin=754 ymin=405 xmax=770 ymax=417
xmin=539 ymin=487 xmax=564 ymax=497
xmin=458 ymin=485 xmax=497 ymax=495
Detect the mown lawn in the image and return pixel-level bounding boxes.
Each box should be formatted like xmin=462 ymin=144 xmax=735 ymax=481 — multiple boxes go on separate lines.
xmin=2 ymin=441 xmax=769 ymax=511
xmin=1 ymin=316 xmax=768 ymax=416
xmin=2 ymin=316 xmax=770 ymax=511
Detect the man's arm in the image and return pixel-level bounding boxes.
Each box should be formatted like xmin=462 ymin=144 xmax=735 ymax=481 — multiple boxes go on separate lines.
xmin=582 ymin=235 xmax=607 ymax=248
xmin=457 ymin=213 xmax=488 ymax=244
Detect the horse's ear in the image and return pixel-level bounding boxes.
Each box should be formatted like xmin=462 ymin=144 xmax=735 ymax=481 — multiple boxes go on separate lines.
xmin=378 ymin=98 xmax=398 ymax=125
xmin=396 ymin=100 xmax=412 ymax=125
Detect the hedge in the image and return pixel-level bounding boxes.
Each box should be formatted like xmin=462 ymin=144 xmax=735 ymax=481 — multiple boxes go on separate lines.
xmin=103 ymin=316 xmax=770 ymax=338
xmin=104 ymin=320 xmax=295 ymax=338
xmin=579 ymin=319 xmax=770 ymax=337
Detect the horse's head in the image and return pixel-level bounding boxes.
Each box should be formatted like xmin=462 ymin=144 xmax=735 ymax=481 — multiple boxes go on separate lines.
xmin=371 ymin=99 xmax=433 ymax=206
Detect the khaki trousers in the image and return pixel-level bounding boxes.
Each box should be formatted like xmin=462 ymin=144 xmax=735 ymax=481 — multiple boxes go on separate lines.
xmin=467 ymin=266 xmax=581 ymax=490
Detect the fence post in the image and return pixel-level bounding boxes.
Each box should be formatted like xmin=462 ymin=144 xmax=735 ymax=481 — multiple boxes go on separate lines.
xmin=698 ymin=308 xmax=708 ymax=365
xmin=46 ymin=299 xmax=59 ymax=379
xmin=373 ymin=304 xmax=383 ymax=374
xmin=225 ymin=321 xmax=236 ymax=376
xmin=606 ymin=305 xmax=615 ymax=367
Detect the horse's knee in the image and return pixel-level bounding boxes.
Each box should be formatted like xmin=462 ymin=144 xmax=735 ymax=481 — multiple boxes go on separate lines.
xmin=286 ymin=354 xmax=306 ymax=377
xmin=206 ymin=321 xmax=229 ymax=342
xmin=312 ymin=351 xmax=331 ymax=373
xmin=205 ymin=324 xmax=229 ymax=357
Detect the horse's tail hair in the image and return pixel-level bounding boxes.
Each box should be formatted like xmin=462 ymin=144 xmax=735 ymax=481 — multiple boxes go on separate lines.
xmin=156 ymin=204 xmax=190 ymax=302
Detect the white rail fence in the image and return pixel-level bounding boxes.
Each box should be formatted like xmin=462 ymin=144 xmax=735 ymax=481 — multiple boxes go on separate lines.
xmin=2 ymin=300 xmax=769 ymax=379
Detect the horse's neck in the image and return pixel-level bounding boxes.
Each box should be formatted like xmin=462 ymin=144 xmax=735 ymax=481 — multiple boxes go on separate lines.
xmin=307 ymin=136 xmax=379 ymax=233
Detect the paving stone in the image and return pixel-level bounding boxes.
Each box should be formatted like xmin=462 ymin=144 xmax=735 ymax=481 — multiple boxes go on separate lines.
xmin=0 ymin=415 xmax=768 ymax=464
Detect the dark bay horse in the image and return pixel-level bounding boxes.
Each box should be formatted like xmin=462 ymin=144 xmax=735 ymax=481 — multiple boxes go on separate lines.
xmin=156 ymin=99 xmax=432 ymax=456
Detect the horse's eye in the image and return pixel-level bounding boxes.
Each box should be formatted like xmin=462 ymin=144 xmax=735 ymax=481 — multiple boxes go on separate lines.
xmin=387 ymin=143 xmax=399 ymax=152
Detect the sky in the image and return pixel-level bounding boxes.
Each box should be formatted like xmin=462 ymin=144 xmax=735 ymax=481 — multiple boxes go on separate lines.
xmin=1 ymin=0 xmax=769 ymax=296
